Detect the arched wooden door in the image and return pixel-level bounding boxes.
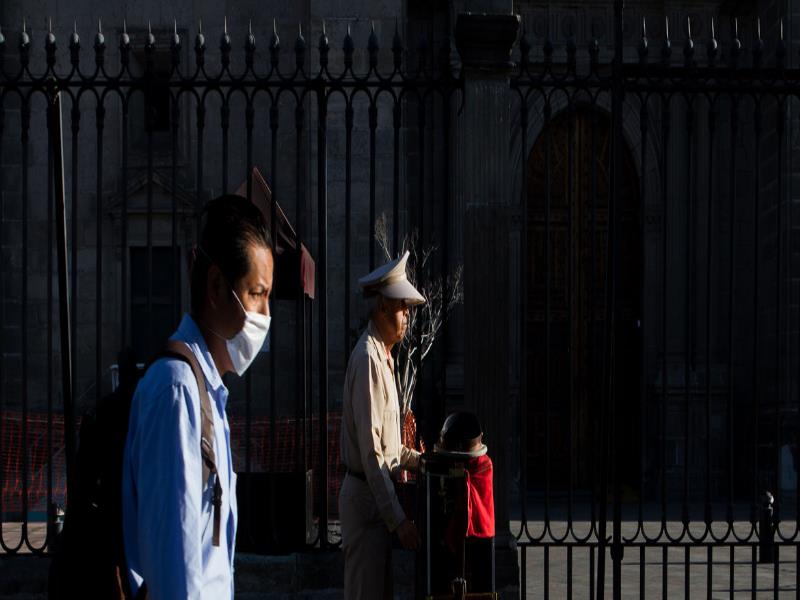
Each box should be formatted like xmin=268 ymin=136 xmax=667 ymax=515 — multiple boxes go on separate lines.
xmin=526 ymin=108 xmax=642 ymax=491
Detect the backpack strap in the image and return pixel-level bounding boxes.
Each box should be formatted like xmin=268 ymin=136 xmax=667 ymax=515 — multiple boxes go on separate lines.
xmin=159 ymin=340 xmax=223 ymax=548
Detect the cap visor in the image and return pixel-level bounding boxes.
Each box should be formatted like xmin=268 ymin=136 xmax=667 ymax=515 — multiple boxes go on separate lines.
xmin=380 ymin=280 xmax=426 ymax=305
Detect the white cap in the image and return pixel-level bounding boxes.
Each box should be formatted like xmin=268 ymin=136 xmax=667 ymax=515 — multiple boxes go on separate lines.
xmin=358 ymin=251 xmax=426 ymax=306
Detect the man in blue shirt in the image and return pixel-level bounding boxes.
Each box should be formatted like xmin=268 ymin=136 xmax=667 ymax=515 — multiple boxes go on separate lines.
xmin=122 ymin=195 xmax=274 ymax=599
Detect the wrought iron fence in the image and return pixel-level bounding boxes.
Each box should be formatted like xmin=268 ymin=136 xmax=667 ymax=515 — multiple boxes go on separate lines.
xmin=511 ymin=7 xmax=800 ymax=599
xmin=0 ymin=17 xmax=460 ymax=553
xmin=2 ymin=5 xmax=800 ymax=599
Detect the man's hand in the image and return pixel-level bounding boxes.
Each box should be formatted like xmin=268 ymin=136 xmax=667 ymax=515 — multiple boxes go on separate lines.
xmin=396 ymin=519 xmax=421 ymax=551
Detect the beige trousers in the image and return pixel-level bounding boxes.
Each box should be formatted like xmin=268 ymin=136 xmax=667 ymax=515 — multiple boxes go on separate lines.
xmin=339 ymin=474 xmax=393 ymax=600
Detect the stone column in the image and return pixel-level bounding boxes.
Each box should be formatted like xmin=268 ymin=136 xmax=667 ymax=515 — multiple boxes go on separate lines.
xmin=454 ymin=9 xmax=520 ymax=595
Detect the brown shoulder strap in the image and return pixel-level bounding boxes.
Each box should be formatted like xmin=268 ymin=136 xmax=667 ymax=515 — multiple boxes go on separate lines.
xmin=161 ymin=340 xmax=222 ymax=547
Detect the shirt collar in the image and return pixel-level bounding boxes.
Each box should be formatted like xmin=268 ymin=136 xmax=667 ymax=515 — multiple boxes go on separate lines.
xmin=367 ymin=319 xmax=394 ymax=367
xmin=172 ymin=313 xmax=227 ymax=395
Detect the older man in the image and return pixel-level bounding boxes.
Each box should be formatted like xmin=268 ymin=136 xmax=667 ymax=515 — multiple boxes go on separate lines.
xmin=339 ymin=251 xmax=425 ymax=599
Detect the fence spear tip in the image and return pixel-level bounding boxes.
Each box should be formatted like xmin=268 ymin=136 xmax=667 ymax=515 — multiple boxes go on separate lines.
xmin=641 ymin=16 xmax=647 ymax=38
xmin=174 ymin=19 xmax=178 ymax=35
xmin=664 ymin=15 xmax=669 ymax=40
xmin=710 ymin=17 xmax=715 ymax=40
xmin=198 ymin=19 xmax=202 ymax=35
xmin=98 ymin=17 xmax=102 ymax=34
xmin=224 ymin=15 xmax=228 ymax=35
xmin=686 ymin=15 xmax=692 ymax=40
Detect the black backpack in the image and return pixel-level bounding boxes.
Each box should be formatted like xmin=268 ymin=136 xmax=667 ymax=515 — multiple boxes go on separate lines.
xmin=48 ymin=341 xmax=222 ymax=600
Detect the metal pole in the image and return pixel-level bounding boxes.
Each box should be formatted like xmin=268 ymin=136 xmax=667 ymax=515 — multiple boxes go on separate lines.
xmin=47 ymin=90 xmax=76 ymax=508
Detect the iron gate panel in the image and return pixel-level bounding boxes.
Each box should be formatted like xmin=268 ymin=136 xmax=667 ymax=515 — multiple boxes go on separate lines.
xmin=512 ymin=4 xmax=800 ymax=599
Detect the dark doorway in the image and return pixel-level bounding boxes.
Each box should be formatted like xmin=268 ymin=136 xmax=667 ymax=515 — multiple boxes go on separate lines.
xmin=526 ymin=108 xmax=642 ymax=492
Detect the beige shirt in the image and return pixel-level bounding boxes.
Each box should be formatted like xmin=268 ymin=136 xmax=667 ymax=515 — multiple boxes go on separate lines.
xmin=340 ymin=320 xmax=420 ymax=531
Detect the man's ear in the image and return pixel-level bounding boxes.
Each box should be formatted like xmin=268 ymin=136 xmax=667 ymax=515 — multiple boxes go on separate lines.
xmin=206 ymin=263 xmax=225 ymax=311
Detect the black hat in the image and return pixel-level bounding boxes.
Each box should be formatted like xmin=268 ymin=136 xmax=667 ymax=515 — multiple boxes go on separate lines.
xmin=434 ymin=411 xmax=487 ymax=457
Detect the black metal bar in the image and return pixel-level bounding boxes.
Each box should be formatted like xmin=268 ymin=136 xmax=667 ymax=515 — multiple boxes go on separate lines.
xmin=704 ymin=99 xmax=715 ymax=540
xmin=417 ymin=96 xmax=425 ymax=248
xmin=46 ymin=103 xmax=54 ymax=551
xmin=543 ymin=99 xmax=552 ymax=529
xmin=544 ymin=545 xmax=549 ymax=600
xmin=171 ymin=92 xmax=180 ymax=325
xmin=392 ymin=101 xmax=400 ymax=258
xmin=121 ymin=101 xmax=128 ymax=353
xmin=368 ymin=100 xmax=377 ymax=270
xmin=567 ymin=100 xmax=575 ymax=529
xmin=294 ymin=99 xmax=305 ymax=519
xmin=684 ymin=545 xmax=689 ymax=598
xmin=317 ymin=85 xmax=329 ymax=548
xmin=730 ymin=545 xmax=734 ymax=600
xmin=0 ymin=93 xmax=5 ymax=546
xmin=21 ymin=93 xmax=30 ymax=544
xmin=639 ymin=546 xmax=644 ymax=599
xmin=773 ymin=101 xmax=784 ymax=524
xmin=344 ymin=100 xmax=353 ymax=377
xmin=48 ymin=91 xmax=76 ymax=515
xmin=609 ymin=2 xmax=624 ymax=598
xmin=683 ymin=98 xmax=694 ymax=539
xmin=221 ymin=100 xmax=229 ymax=193
xmin=519 ymin=93 xmax=529 ymax=529
xmin=589 ymin=102 xmax=599 ymax=538
xmin=440 ymin=89 xmax=451 ymax=423
xmin=752 ymin=99 xmax=762 ymax=524
xmin=269 ymin=102 xmax=278 ymax=471
xmin=567 ymin=546 xmax=573 ymax=600
xmin=95 ymin=101 xmax=105 ymax=404
xmin=638 ymin=97 xmax=648 ymax=536
xmin=70 ymin=100 xmax=79 ymax=420
xmin=727 ymin=96 xmax=739 ymax=529
xmin=146 ymin=99 xmax=154 ymax=355
xmin=244 ymin=99 xmax=254 ymax=479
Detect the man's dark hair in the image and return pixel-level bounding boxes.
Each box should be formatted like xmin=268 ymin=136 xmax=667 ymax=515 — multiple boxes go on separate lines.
xmin=190 ymin=194 xmax=273 ymax=313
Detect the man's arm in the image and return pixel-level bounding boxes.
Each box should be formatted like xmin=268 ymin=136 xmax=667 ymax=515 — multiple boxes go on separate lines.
xmin=352 ymin=355 xmax=406 ymax=532
xmin=129 ymin=366 xmax=205 ymax=600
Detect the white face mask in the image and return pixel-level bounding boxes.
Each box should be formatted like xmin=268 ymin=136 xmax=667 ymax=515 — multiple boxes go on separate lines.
xmin=226 ymin=289 xmax=271 ymax=376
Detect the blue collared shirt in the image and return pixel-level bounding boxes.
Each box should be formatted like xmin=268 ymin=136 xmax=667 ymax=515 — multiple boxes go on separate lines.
xmin=122 ymin=314 xmax=238 ymax=600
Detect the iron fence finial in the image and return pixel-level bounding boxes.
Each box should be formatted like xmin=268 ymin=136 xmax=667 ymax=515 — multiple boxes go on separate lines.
xmin=661 ymin=16 xmax=671 ymax=65
xmin=318 ymin=21 xmax=329 ymax=69
xmin=684 ymin=15 xmax=694 ymax=67
xmin=753 ymin=17 xmax=763 ymax=67
xmin=294 ymin=22 xmax=305 ymax=71
xmin=707 ymin=17 xmax=718 ymax=65
xmin=776 ymin=18 xmax=785 ymax=68
xmin=730 ymin=17 xmax=741 ymax=68
xmin=95 ymin=18 xmax=105 ymax=52
xmin=638 ymin=16 xmax=648 ymax=64
xmin=246 ymin=19 xmax=255 ymax=51
xmin=343 ymin=23 xmax=354 ymax=70
xmin=392 ymin=19 xmax=403 ymax=70
xmin=368 ymin=20 xmax=379 ymax=70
